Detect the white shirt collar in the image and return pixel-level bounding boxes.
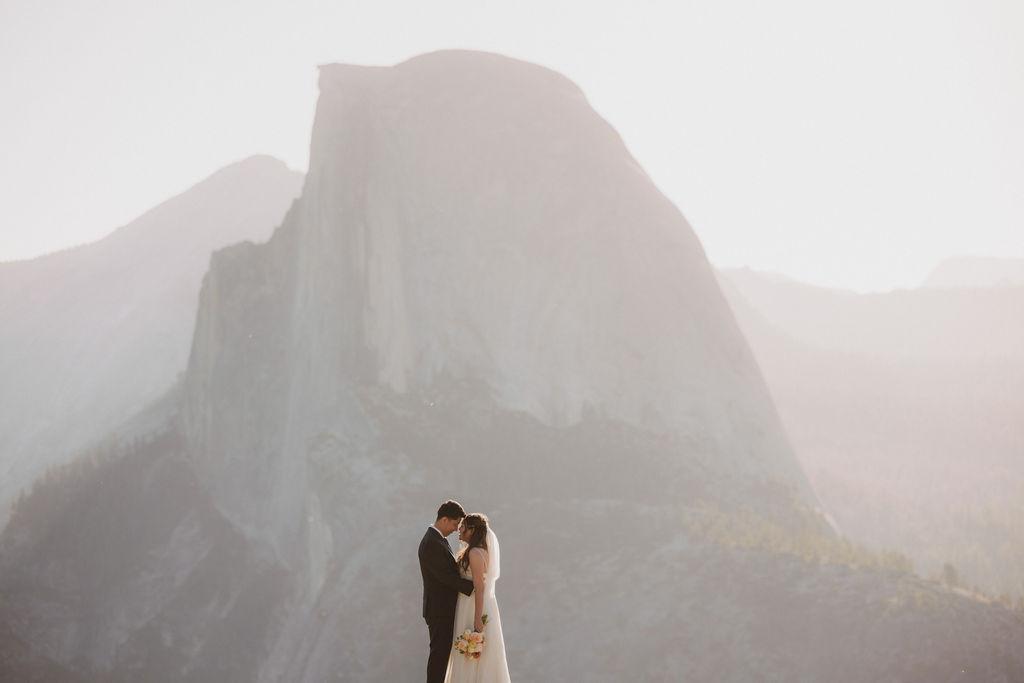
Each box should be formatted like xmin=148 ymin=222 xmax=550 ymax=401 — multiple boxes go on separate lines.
xmin=429 ymin=523 xmax=445 ymax=538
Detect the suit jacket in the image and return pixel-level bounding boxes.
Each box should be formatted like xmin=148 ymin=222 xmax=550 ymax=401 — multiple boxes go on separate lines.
xmin=418 ymin=527 xmax=474 ymax=619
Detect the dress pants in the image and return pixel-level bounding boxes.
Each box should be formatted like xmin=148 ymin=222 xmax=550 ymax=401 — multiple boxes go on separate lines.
xmin=426 ymin=615 xmax=455 ymax=683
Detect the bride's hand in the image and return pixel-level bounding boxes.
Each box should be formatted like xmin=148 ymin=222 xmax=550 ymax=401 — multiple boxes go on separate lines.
xmin=474 ymin=617 xmax=484 ymax=633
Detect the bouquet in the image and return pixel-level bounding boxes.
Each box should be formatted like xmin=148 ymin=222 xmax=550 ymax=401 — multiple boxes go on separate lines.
xmin=454 ymin=614 xmax=489 ymax=659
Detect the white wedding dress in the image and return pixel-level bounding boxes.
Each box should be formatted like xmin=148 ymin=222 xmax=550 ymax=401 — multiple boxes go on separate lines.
xmin=445 ymin=528 xmax=511 ymax=683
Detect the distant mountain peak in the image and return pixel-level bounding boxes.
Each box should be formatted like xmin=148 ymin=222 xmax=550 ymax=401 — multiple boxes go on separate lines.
xmin=922 ymin=255 xmax=1024 ymax=289
xmin=0 ymin=155 xmax=303 ymax=527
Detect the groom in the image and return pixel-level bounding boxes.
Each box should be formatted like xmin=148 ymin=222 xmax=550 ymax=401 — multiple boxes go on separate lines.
xmin=419 ymin=499 xmax=475 ymax=683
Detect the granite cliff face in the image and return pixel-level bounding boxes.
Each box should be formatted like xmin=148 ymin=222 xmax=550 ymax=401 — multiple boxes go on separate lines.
xmin=180 ymin=52 xmax=816 ymax=553
xmin=3 ymin=52 xmax=1023 ymax=682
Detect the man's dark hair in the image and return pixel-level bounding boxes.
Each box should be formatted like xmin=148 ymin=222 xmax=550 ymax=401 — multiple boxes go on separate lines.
xmin=436 ymin=499 xmax=466 ymax=520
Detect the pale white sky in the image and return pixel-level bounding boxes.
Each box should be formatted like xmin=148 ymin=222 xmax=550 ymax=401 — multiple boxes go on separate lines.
xmin=1 ymin=0 xmax=1021 ymax=291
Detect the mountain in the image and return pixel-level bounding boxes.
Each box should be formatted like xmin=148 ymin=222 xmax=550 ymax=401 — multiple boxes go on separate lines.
xmin=2 ymin=52 xmax=1023 ymax=682
xmin=720 ymin=267 xmax=1024 ymax=362
xmin=179 ymin=52 xmax=817 ymax=551
xmin=923 ymin=256 xmax=1024 ymax=288
xmin=718 ymin=267 xmax=1024 ymax=597
xmin=0 ymin=156 xmax=304 ymax=524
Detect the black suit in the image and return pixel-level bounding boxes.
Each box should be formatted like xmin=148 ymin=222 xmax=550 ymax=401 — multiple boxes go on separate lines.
xmin=418 ymin=527 xmax=474 ymax=683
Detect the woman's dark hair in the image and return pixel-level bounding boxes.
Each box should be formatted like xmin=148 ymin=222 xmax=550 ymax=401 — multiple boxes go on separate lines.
xmin=436 ymin=499 xmax=466 ymax=521
xmin=456 ymin=513 xmax=489 ymax=571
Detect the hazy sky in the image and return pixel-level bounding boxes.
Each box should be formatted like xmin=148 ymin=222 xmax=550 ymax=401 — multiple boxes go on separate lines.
xmin=1 ymin=0 xmax=1021 ymax=291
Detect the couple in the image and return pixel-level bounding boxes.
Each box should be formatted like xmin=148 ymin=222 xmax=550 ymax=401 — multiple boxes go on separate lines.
xmin=418 ymin=500 xmax=511 ymax=683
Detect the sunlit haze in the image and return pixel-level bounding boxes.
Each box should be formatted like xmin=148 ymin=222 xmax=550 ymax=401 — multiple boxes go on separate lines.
xmin=4 ymin=14 xmax=1024 ymax=680
xmin=2 ymin=0 xmax=1021 ymax=291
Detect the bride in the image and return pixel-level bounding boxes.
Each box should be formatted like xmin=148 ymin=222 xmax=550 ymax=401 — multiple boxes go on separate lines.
xmin=445 ymin=513 xmax=511 ymax=683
